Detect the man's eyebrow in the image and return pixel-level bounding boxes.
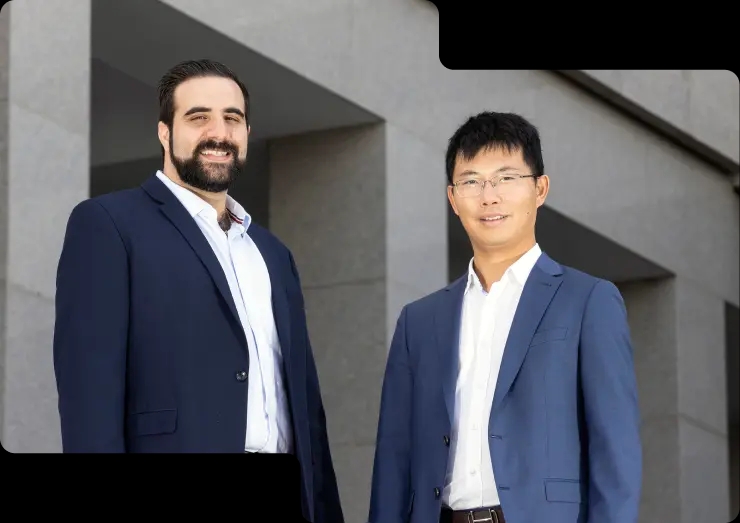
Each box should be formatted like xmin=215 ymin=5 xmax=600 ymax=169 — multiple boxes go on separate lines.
xmin=183 ymin=106 xmax=245 ymax=119
xmin=224 ymin=107 xmax=245 ymax=118
xmin=183 ymin=106 xmax=211 ymax=117
xmin=458 ymin=165 xmax=520 ymax=176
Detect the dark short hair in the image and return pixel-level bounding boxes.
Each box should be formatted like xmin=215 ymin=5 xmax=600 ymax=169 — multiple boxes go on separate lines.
xmin=157 ymin=58 xmax=250 ymax=128
xmin=445 ymin=111 xmax=544 ymax=185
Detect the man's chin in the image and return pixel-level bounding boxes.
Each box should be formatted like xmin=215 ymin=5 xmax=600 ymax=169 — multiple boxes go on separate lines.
xmin=198 ymin=158 xmax=235 ymax=172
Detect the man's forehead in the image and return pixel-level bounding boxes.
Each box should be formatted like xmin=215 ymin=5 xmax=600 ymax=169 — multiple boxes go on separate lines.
xmin=454 ymin=146 xmax=527 ymax=174
xmin=173 ymin=76 xmax=245 ymax=111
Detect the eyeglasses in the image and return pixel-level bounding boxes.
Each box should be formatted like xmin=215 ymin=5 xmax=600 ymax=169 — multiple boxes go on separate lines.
xmin=451 ymin=174 xmax=537 ymax=198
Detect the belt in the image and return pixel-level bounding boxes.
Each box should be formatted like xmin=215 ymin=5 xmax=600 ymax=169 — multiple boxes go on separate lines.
xmin=440 ymin=505 xmax=505 ymax=523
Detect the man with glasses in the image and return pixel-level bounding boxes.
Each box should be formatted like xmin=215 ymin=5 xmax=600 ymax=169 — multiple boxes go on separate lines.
xmin=368 ymin=112 xmax=642 ymax=523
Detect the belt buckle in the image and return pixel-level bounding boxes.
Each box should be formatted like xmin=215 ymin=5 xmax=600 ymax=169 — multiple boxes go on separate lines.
xmin=466 ymin=508 xmax=498 ymax=523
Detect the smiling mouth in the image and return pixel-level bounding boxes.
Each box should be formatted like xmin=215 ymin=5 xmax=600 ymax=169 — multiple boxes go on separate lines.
xmin=200 ymin=149 xmax=232 ymax=161
xmin=480 ymin=215 xmax=508 ymax=222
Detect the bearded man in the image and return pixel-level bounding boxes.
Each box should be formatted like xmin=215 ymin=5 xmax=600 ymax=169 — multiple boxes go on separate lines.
xmin=53 ymin=59 xmax=344 ymax=523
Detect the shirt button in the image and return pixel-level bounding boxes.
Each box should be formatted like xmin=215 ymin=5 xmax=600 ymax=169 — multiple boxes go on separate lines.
xmin=470 ymin=469 xmax=477 ymax=476
xmin=443 ymin=435 xmax=450 ymax=446
xmin=434 ymin=487 xmax=440 ymax=498
xmin=235 ymin=371 xmax=247 ymax=382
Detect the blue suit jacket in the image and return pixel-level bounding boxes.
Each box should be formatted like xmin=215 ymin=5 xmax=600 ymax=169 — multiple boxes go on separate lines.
xmin=53 ymin=174 xmax=343 ymax=523
xmin=369 ymin=252 xmax=641 ymax=523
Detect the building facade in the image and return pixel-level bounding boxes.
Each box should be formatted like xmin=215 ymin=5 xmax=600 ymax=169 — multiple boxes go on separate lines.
xmin=1 ymin=1 xmax=738 ymax=522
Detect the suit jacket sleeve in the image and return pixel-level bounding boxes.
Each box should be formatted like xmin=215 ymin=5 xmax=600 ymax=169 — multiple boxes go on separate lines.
xmin=368 ymin=305 xmax=413 ymax=523
xmin=579 ymin=279 xmax=642 ymax=523
xmin=53 ymin=199 xmax=129 ymax=453
xmin=288 ymin=251 xmax=344 ymax=523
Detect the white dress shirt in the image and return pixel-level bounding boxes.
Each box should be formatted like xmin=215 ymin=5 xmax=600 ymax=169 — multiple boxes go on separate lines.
xmin=156 ymin=170 xmax=292 ymax=453
xmin=442 ymin=243 xmax=542 ymax=509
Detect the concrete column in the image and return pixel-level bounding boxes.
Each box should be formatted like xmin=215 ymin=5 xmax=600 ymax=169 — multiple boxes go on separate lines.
xmin=620 ymin=277 xmax=731 ymax=523
xmin=1 ymin=2 xmax=9 ymax=444
xmin=269 ymin=122 xmax=447 ymax=522
xmin=0 ymin=0 xmax=91 ymax=452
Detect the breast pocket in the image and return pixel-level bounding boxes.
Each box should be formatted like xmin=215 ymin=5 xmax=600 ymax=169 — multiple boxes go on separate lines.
xmin=129 ymin=409 xmax=178 ymax=436
xmin=531 ymin=327 xmax=577 ymax=408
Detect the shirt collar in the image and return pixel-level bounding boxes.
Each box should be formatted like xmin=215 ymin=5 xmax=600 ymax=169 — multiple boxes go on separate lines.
xmin=156 ymin=170 xmax=251 ymax=232
xmin=465 ymin=243 xmax=542 ymax=294
xmin=225 ymin=194 xmax=251 ymax=232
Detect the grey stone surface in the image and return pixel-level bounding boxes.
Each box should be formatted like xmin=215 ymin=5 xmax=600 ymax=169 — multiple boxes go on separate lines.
xmin=675 ymin=277 xmax=729 ymax=435
xmin=582 ymin=69 xmax=739 ymax=165
xmin=639 ymin=416 xmax=681 ymax=523
xmin=3 ymin=284 xmax=60 ymax=452
xmin=385 ymin=123 xmax=448 ymax=341
xmin=7 ymin=105 xmax=89 ymax=299
xmin=7 ymin=0 xmax=91 ymax=136
xmin=303 ymin=281 xmax=387 ymax=448
xmin=619 ymin=279 xmax=679 ymax=420
xmin=331 ymin=442 xmax=376 ymax=521
xmin=269 ymin=124 xmax=387 ymax=288
xmin=269 ymin=122 xmax=448 ymax=521
xmin=0 ymin=1 xmax=9 ymax=443
xmin=679 ymin=416 xmax=731 ymax=523
xmin=269 ymin=124 xmax=388 ymax=521
xmin=620 ymin=278 xmax=732 ymax=523
xmin=1 ymin=0 xmax=91 ymax=452
xmin=534 ymin=75 xmax=739 ymax=307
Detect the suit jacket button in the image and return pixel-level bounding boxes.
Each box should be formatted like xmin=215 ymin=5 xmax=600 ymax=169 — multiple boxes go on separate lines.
xmin=443 ymin=435 xmax=450 ymax=446
xmin=236 ymin=371 xmax=247 ymax=382
xmin=434 ymin=487 xmax=440 ymax=498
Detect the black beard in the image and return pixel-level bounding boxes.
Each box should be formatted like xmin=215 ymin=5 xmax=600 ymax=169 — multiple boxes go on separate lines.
xmin=170 ymin=135 xmax=245 ymax=193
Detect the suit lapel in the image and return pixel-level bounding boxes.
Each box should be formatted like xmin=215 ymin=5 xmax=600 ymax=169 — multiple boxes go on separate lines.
xmin=249 ymin=229 xmax=292 ymax=379
xmin=491 ymin=253 xmax=563 ymax=414
xmin=434 ymin=275 xmax=467 ymax=424
xmin=141 ymin=175 xmax=245 ymax=345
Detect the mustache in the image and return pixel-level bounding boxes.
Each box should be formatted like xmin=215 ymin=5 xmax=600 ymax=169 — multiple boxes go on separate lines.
xmin=194 ymin=140 xmax=239 ymax=157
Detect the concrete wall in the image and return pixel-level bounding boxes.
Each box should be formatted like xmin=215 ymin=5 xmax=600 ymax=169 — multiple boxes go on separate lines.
xmin=726 ymin=303 xmax=740 ymax=520
xmin=574 ymin=69 xmax=739 ymax=167
xmin=0 ymin=2 xmax=9 ymax=442
xmin=620 ymin=278 xmax=734 ymax=523
xmin=0 ymin=0 xmax=91 ymax=453
xmin=268 ymin=122 xmax=447 ymax=518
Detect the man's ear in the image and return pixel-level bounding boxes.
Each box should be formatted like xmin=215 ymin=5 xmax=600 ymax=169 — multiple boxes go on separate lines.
xmin=158 ymin=122 xmax=170 ymax=155
xmin=447 ymin=185 xmax=460 ymax=216
xmin=535 ymin=174 xmax=549 ymax=208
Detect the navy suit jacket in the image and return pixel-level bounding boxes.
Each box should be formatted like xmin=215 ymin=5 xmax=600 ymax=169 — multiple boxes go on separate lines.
xmin=53 ymin=174 xmax=343 ymax=523
xmin=369 ymin=252 xmax=642 ymax=523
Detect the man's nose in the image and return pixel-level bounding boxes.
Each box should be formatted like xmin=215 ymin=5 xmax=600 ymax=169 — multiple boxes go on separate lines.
xmin=205 ymin=117 xmax=229 ymax=139
xmin=480 ymin=180 xmax=502 ymax=205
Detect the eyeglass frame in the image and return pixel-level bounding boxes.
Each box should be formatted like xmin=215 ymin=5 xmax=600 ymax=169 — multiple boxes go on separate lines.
xmin=449 ymin=173 xmax=539 ymax=197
